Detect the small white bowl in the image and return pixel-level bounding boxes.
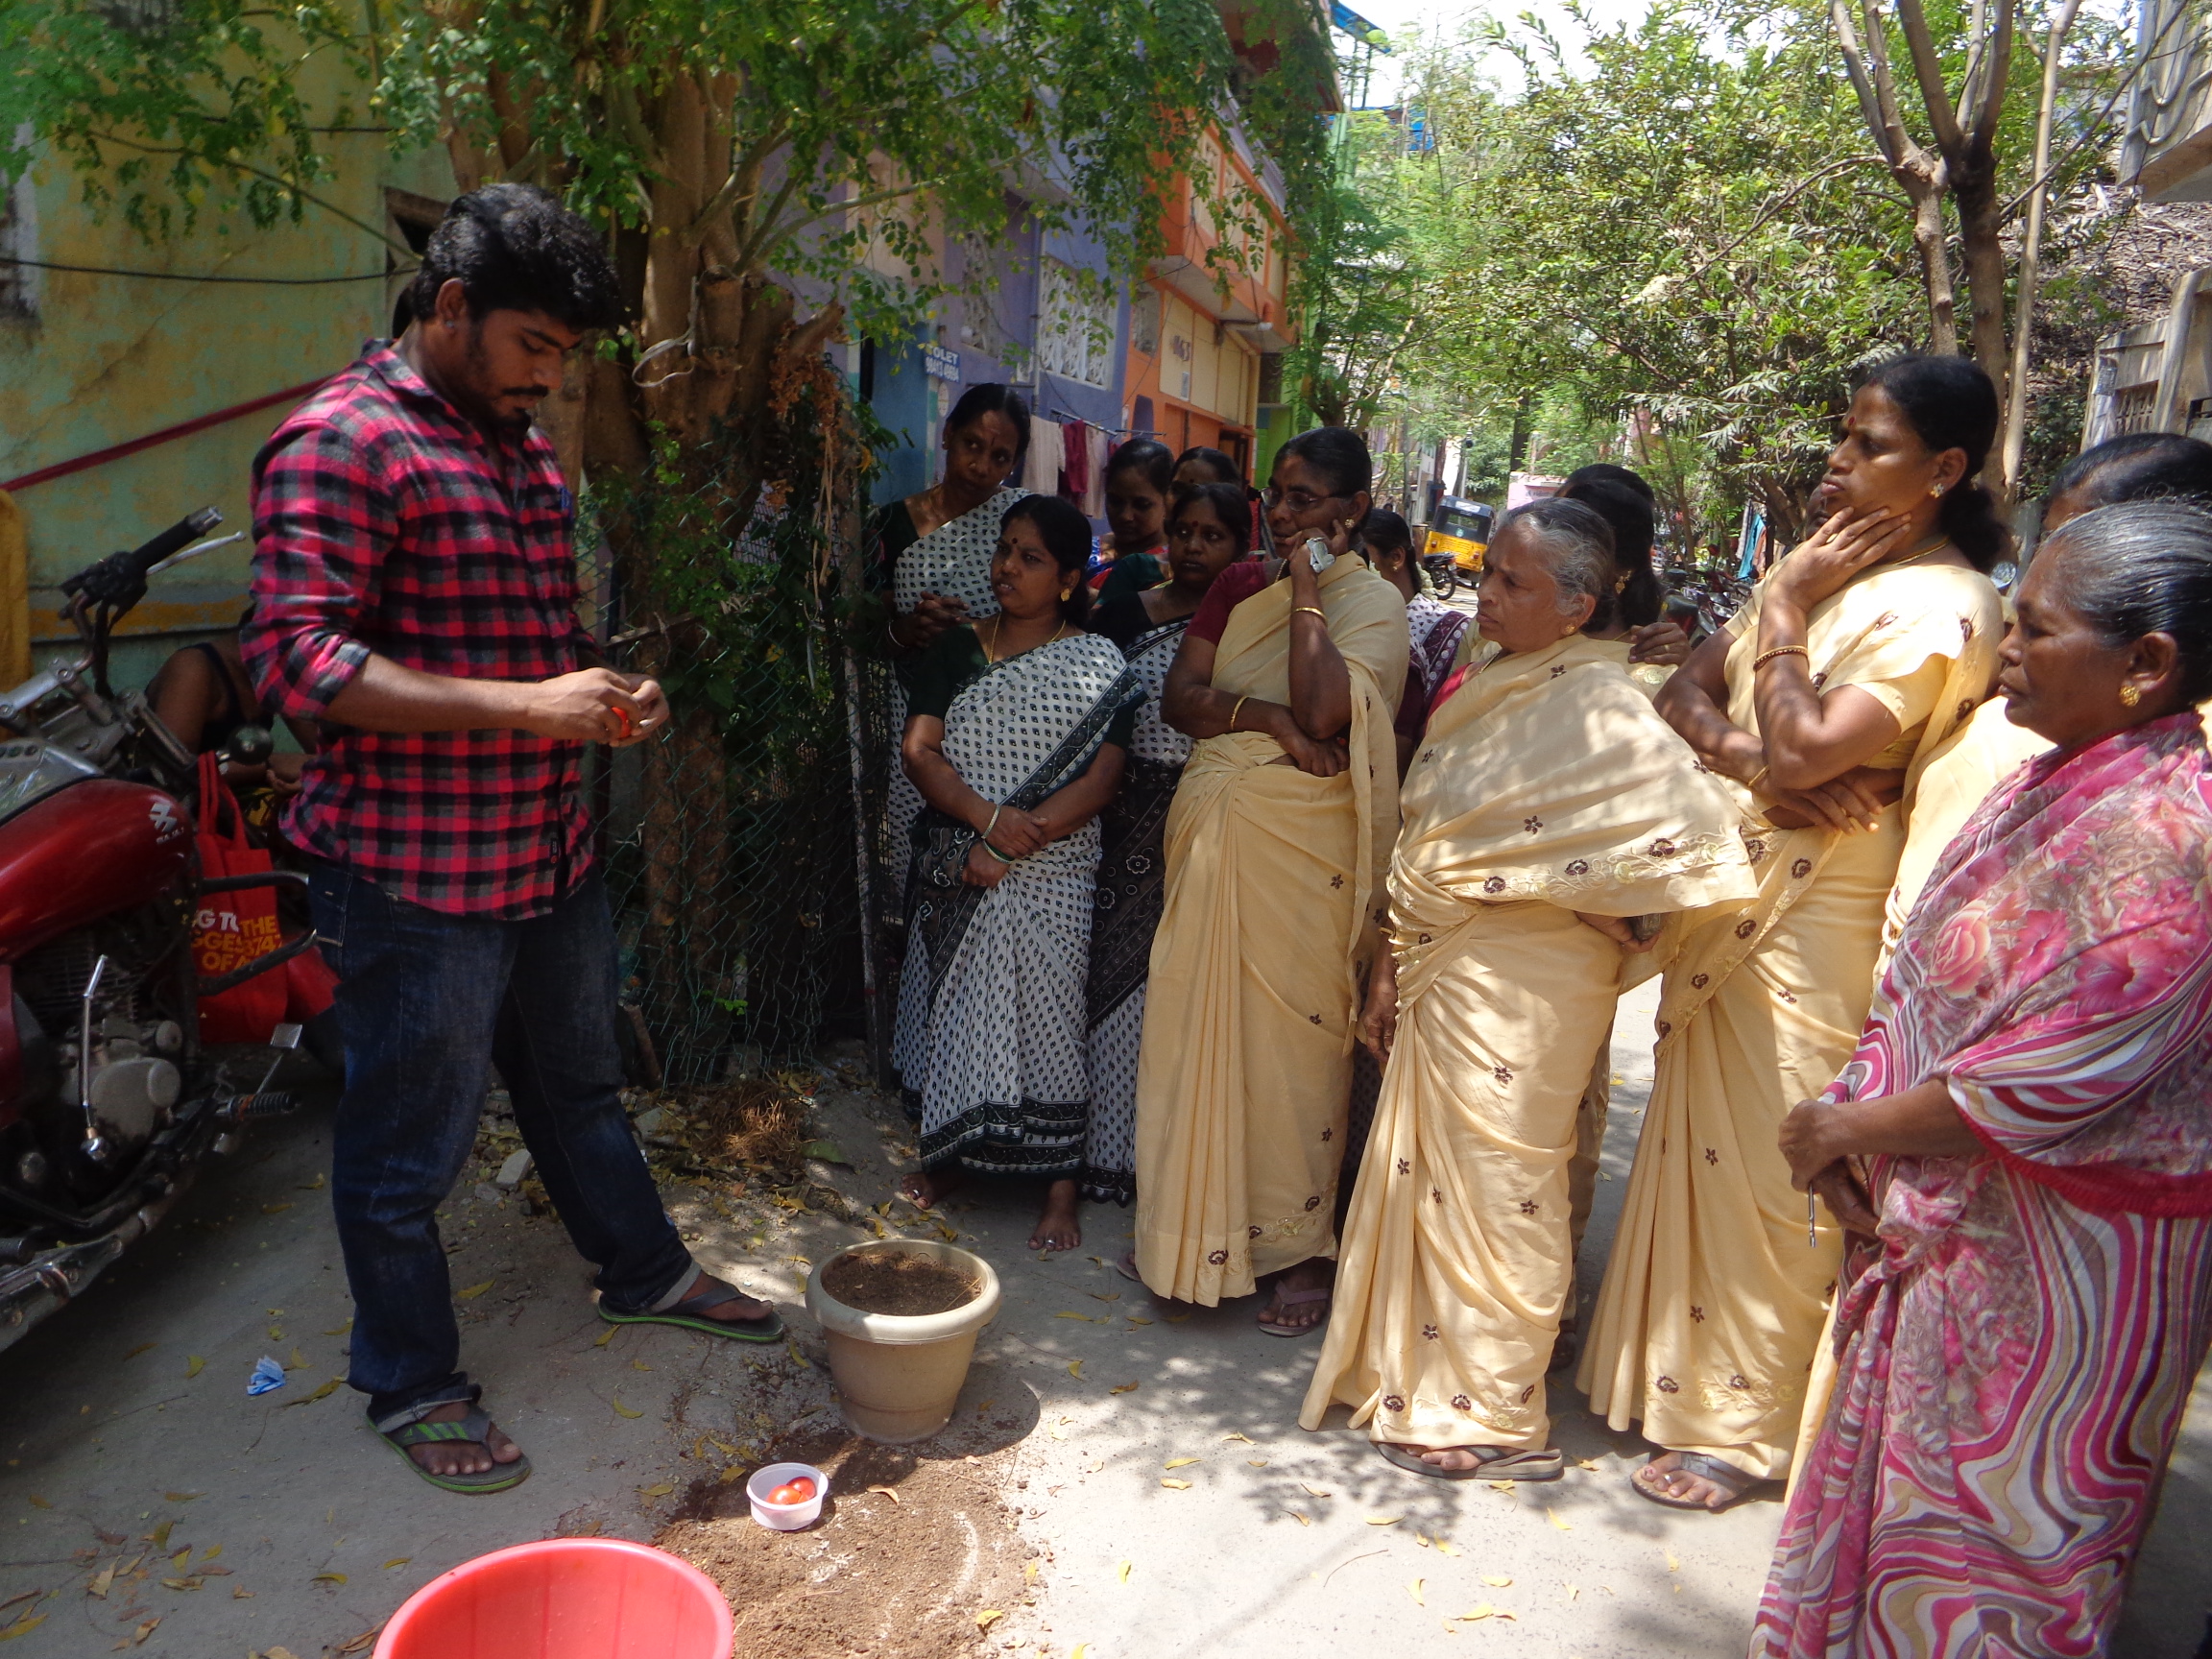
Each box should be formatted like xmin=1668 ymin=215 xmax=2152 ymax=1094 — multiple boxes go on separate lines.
xmin=746 ymin=1461 xmax=827 ymax=1530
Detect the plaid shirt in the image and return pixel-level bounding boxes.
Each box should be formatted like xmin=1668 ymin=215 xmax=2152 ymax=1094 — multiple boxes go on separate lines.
xmin=242 ymin=343 xmax=596 ymax=920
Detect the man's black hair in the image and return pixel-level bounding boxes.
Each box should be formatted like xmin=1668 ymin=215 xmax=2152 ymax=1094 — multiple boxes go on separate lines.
xmin=406 ymin=183 xmax=623 ymax=335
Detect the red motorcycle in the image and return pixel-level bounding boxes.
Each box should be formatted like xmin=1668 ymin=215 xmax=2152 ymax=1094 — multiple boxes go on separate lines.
xmin=0 ymin=509 xmax=312 ymax=1353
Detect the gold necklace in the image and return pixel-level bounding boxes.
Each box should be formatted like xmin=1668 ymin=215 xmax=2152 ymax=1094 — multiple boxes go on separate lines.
xmin=985 ymin=616 xmax=1069 ymax=662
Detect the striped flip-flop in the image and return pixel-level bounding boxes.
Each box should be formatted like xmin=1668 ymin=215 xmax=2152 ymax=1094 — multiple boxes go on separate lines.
xmin=377 ymin=1405 xmax=533 ymax=1495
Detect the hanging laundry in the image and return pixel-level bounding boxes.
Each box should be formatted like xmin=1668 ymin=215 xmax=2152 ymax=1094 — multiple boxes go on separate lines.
xmin=1023 ymin=415 xmax=1061 ymax=496
xmin=1084 ymin=424 xmax=1110 ymax=517
xmin=1062 ymin=420 xmax=1092 ymax=506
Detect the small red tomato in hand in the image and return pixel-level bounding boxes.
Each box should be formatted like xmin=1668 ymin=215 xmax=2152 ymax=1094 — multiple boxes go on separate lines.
xmin=767 ymin=1477 xmax=816 ymax=1504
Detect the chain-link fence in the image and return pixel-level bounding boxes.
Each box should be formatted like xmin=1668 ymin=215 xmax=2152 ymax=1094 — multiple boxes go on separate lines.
xmin=568 ymin=383 xmax=907 ymax=1089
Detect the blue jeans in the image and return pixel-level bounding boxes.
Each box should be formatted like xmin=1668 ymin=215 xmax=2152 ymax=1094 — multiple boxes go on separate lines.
xmin=308 ymin=862 xmax=692 ymax=1427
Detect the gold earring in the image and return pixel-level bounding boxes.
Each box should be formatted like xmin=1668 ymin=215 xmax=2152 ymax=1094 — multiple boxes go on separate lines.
xmin=1060 ymin=589 xmax=1072 ymax=602
xmin=1929 ymin=483 xmax=1944 ymax=497
xmin=2120 ymin=684 xmax=2142 ymax=708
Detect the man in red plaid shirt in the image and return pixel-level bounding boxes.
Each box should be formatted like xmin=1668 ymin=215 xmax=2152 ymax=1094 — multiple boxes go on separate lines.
xmin=245 ymin=185 xmax=781 ymax=1495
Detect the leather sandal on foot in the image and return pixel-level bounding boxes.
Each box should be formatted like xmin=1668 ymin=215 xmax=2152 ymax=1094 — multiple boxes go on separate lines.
xmin=1377 ymin=1442 xmax=1564 ymax=1482
xmin=1256 ymin=1286 xmax=1331 ymax=1337
xmin=377 ymin=1406 xmax=532 ymax=1495
xmin=599 ymin=1273 xmax=785 ymax=1342
xmin=1631 ymin=1451 xmax=1770 ymax=1512
xmin=1113 ymin=1252 xmax=1144 ymax=1285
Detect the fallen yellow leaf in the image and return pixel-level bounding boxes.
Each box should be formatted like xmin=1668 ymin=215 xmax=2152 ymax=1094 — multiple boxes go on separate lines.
xmin=1482 ymin=1575 xmax=1513 ymax=1587
xmin=289 ymin=1347 xmax=306 ymax=1370
xmin=383 ymin=1558 xmax=411 ymax=1570
xmin=149 ymin=1520 xmax=173 ymax=1548
xmin=1460 ymin=1605 xmax=1494 ymax=1623
xmin=1160 ymin=1478 xmax=1191 ymax=1490
xmin=1665 ymin=1549 xmax=1679 ymax=1572
xmin=787 ymin=1343 xmax=811 ymax=1370
xmin=125 ymin=1341 xmax=156 ymax=1359
xmin=593 ymin=1326 xmax=618 ymax=1348
xmin=1054 ymin=1311 xmax=1098 ymax=1321
xmin=1247 ymin=1458 xmax=1269 ymax=1467
xmin=611 ymin=1394 xmax=644 ymax=1419
xmin=1300 ymin=1482 xmax=1332 ymax=1498
xmin=869 ymin=1485 xmax=901 ymax=1505
xmin=1434 ymin=1540 xmax=1459 ymax=1557
xmin=455 ymin=1280 xmax=493 ymax=1301
xmin=1163 ymin=1457 xmax=1200 ymax=1470
xmin=1109 ymin=1382 xmax=1138 ymax=1395
xmin=1221 ymin=1431 xmax=1254 ymax=1444
xmin=974 ymin=1610 xmax=1004 ymax=1631
xmin=1548 ymin=1508 xmax=1573 ymax=1531
xmin=265 ymin=1648 xmax=299 ymax=1659
xmin=313 ymin=1572 xmax=348 ymax=1585
xmin=1575 ymin=1457 xmax=1601 ymax=1472
xmin=1125 ymin=1316 xmax=1153 ymax=1327
xmin=0 ymin=1614 xmax=43 ymax=1643
xmin=1090 ymin=1291 xmax=1120 ymax=1302
xmin=1288 ymin=1509 xmax=1310 ymax=1527
xmin=130 ymin=1617 xmax=160 ymax=1646
xmin=232 ymin=1586 xmax=254 ymax=1599
xmin=283 ymin=1378 xmax=342 ymax=1408
xmin=1366 ymin=1516 xmax=1402 ymax=1527
xmin=1072 ymin=1647 xmax=1089 ymax=1659
xmin=1163 ymin=1310 xmax=1191 ymax=1322
xmin=91 ymin=1562 xmax=117 ymax=1597
xmin=1117 ymin=1561 xmax=1132 ymax=1583
xmin=1408 ymin=1579 xmax=1425 ymax=1606
xmin=1049 ymin=1425 xmax=1068 ymax=1440
xmin=262 ymin=1202 xmax=293 ymax=1214
xmin=202 ymin=1545 xmax=222 ymax=1561
xmin=24 ymin=1495 xmax=49 ymax=1510
xmin=185 ymin=1356 xmax=204 ymax=1379
xmin=631 ymin=1358 xmax=653 ymax=1371
xmin=638 ymin=1483 xmax=674 ymax=1498
xmin=300 ymin=1172 xmax=326 ymax=1190
xmin=1068 ymin=1359 xmax=1084 ymax=1379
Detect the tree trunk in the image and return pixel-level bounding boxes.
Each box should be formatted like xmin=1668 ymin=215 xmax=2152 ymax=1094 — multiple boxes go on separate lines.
xmin=1952 ymin=157 xmax=2010 ymax=403
xmin=1907 ymin=179 xmax=1959 ymax=356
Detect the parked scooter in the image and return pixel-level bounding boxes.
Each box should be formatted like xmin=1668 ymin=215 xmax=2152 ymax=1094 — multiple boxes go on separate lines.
xmin=0 ymin=510 xmax=312 ymax=1354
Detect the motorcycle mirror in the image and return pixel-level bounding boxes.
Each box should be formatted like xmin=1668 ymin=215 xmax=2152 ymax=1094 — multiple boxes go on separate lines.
xmin=268 ymin=1022 xmax=303 ymax=1051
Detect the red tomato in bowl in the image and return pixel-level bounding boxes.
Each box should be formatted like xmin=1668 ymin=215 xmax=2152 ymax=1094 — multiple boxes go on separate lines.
xmin=767 ymin=1477 xmax=816 ymax=1504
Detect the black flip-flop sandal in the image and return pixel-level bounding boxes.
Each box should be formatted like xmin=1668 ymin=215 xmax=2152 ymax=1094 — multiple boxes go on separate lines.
xmin=1377 ymin=1441 xmax=1564 ymax=1482
xmin=599 ymin=1272 xmax=786 ymax=1342
xmin=378 ymin=1405 xmax=533 ymax=1495
xmin=1630 ymin=1451 xmax=1770 ymax=1512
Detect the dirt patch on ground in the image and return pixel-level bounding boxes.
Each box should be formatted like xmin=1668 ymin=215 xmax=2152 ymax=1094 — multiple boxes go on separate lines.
xmin=820 ymin=1249 xmax=981 ymax=1316
xmin=658 ymin=1428 xmax=1028 ymax=1659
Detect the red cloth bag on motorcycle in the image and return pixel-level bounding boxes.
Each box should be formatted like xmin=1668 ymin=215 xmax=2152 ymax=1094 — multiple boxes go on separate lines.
xmin=191 ymin=753 xmax=288 ymax=1044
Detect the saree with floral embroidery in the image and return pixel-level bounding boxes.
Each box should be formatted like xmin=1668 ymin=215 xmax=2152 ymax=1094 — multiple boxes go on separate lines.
xmin=1301 ymin=636 xmax=1754 ymax=1450
xmin=1579 ymin=554 xmax=2005 ymax=1481
xmin=1131 ymin=557 xmax=1407 ymax=1304
xmin=1751 ymin=711 xmax=2212 ymax=1659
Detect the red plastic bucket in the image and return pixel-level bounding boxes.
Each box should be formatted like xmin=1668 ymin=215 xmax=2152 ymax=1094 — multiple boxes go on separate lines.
xmin=372 ymin=1538 xmax=733 ymax=1659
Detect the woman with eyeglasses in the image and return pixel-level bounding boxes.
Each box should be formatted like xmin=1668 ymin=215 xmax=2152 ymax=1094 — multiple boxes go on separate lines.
xmin=1125 ymin=428 xmax=1409 ymax=1335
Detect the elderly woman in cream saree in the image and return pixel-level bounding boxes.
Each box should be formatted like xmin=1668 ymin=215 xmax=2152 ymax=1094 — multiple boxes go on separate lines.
xmin=1130 ymin=429 xmax=1407 ymax=1332
xmin=1302 ymin=503 xmax=1754 ymax=1476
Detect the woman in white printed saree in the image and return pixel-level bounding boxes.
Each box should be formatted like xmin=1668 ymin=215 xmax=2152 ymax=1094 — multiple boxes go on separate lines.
xmin=893 ymin=496 xmax=1138 ymax=1251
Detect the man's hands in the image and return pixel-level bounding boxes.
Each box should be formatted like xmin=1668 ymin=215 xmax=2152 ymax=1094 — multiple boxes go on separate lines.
xmin=519 ymin=668 xmax=665 ymax=746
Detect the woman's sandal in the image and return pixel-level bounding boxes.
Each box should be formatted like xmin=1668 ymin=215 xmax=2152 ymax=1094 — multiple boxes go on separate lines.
xmin=599 ymin=1272 xmax=786 ymax=1342
xmin=1378 ymin=1442 xmax=1564 ymax=1482
xmin=1256 ymin=1286 xmax=1332 ymax=1337
xmin=377 ymin=1405 xmax=533 ymax=1495
xmin=1630 ymin=1451 xmax=1771 ymax=1512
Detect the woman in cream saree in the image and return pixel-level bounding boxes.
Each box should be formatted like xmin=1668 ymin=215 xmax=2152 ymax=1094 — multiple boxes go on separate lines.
xmin=1303 ymin=504 xmax=1753 ymax=1476
xmin=1132 ymin=429 xmax=1407 ymax=1330
xmin=1581 ymin=357 xmax=2008 ymax=1508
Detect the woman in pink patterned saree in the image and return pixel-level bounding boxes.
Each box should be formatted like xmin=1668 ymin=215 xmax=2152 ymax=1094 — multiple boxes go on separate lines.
xmin=1752 ymin=500 xmax=2212 ymax=1658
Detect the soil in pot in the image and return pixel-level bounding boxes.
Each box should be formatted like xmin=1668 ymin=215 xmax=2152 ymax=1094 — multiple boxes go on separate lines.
xmin=820 ymin=1251 xmax=979 ymax=1317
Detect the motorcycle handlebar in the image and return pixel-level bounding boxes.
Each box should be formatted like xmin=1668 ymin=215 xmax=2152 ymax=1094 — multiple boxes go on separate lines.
xmin=60 ymin=507 xmax=224 ymax=610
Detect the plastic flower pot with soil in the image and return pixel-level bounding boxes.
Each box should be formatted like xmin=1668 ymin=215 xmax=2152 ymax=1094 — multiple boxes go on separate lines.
xmin=804 ymin=1238 xmax=1000 ymax=1444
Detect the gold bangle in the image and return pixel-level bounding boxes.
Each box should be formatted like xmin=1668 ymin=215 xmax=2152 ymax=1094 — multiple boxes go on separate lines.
xmin=1752 ymin=644 xmax=1810 ymax=671
xmin=1229 ymin=695 xmax=1250 ymax=732
xmin=1292 ymin=605 xmax=1328 ymax=622
xmin=1747 ymin=765 xmax=1771 ymax=793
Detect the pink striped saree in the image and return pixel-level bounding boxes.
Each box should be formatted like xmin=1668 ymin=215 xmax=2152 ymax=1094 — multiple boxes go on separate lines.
xmin=1752 ymin=710 xmax=2212 ymax=1659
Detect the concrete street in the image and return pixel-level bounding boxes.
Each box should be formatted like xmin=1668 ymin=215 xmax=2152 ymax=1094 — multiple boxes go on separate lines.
xmin=0 ymin=980 xmax=2207 ymax=1657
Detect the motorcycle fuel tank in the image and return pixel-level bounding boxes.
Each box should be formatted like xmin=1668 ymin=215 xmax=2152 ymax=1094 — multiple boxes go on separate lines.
xmin=0 ymin=779 xmax=190 ymax=962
